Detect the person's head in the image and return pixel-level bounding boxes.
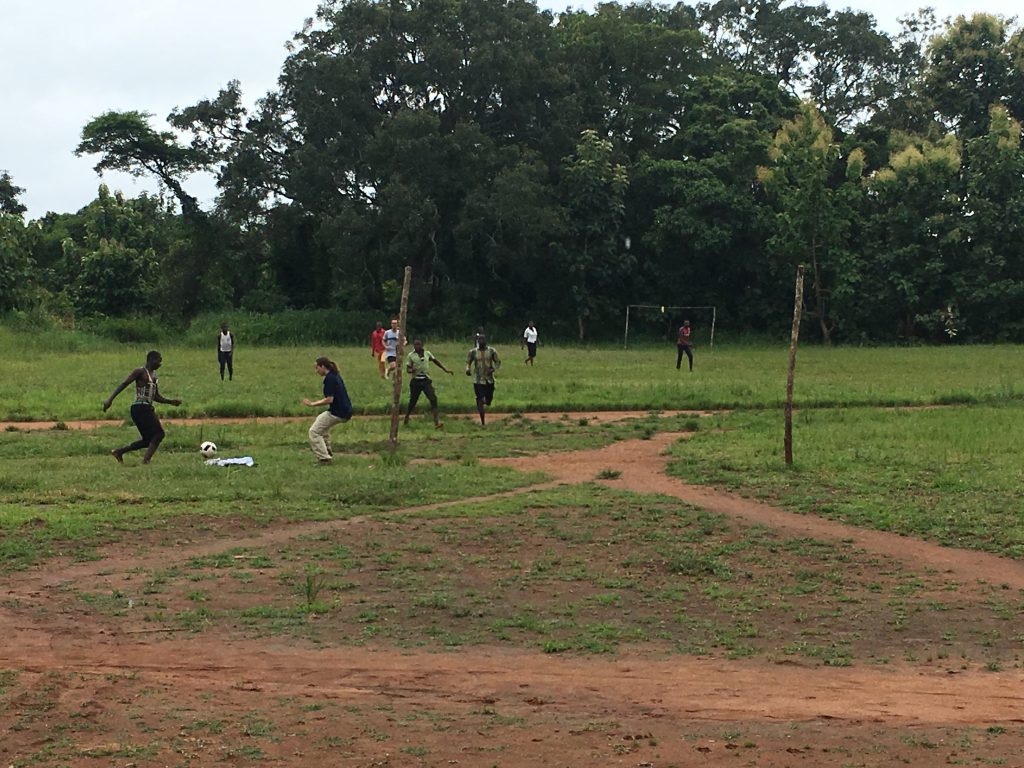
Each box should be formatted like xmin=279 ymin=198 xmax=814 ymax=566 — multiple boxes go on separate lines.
xmin=375 ymin=321 xmax=382 ymax=330
xmin=390 ymin=317 xmax=399 ymax=329
xmin=315 ymin=356 xmax=339 ymax=376
xmin=476 ymin=334 xmax=487 ymax=349
xmin=527 ymin=320 xmax=534 ymax=328
xmin=412 ymin=338 xmax=424 ymax=353
xmin=220 ymin=322 xmax=229 ymax=332
xmin=146 ymin=350 xmax=162 ymax=370
xmin=683 ymin=320 xmax=690 ymax=328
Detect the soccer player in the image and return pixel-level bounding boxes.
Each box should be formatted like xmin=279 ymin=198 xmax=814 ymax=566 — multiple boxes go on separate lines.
xmin=404 ymin=338 xmax=453 ymax=428
xmin=466 ymin=333 xmax=501 ymax=426
xmin=303 ymin=356 xmax=353 ymax=464
xmin=370 ymin=321 xmax=386 ymax=378
xmin=217 ymin=322 xmax=235 ymax=381
xmin=104 ymin=350 xmax=182 ymax=464
xmin=383 ymin=317 xmax=403 ymax=380
xmin=522 ymin=320 xmax=539 ymax=365
xmin=676 ymin=320 xmax=693 ymax=371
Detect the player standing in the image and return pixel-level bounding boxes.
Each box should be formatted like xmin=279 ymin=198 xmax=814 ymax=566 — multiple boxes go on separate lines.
xmin=676 ymin=320 xmax=693 ymax=371
xmin=217 ymin=323 xmax=235 ymax=381
xmin=522 ymin=320 xmax=539 ymax=365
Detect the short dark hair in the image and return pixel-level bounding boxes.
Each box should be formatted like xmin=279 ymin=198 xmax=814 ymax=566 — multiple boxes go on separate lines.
xmin=146 ymin=350 xmax=161 ymax=364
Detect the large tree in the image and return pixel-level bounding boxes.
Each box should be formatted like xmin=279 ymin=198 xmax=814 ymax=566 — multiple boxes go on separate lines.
xmin=757 ymin=102 xmax=863 ymax=344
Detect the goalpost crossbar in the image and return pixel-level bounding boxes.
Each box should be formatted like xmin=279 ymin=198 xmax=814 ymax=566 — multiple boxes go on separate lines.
xmin=624 ymin=304 xmax=716 ymax=349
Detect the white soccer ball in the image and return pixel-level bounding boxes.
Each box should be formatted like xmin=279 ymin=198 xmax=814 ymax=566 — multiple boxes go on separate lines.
xmin=200 ymin=441 xmax=218 ymax=459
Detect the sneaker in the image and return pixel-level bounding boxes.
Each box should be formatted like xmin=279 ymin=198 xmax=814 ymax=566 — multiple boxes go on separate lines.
xmin=318 ymin=458 xmax=332 ymax=465
xmin=434 ymin=422 xmax=444 ymax=430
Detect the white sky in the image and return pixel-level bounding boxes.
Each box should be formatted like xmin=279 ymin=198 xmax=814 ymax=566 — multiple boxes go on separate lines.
xmin=3 ymin=0 xmax=1019 ymax=219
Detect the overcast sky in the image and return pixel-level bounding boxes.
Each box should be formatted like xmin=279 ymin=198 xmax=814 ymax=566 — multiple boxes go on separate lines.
xmin=3 ymin=0 xmax=1019 ymax=220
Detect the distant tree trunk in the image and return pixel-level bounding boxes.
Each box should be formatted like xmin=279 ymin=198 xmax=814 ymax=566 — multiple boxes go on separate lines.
xmin=785 ymin=265 xmax=805 ymax=466
xmin=810 ymin=236 xmax=832 ymax=345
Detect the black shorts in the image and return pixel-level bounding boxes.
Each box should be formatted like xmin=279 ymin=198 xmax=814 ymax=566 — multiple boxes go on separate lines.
xmin=409 ymin=377 xmax=438 ymax=409
xmin=526 ymin=341 xmax=537 ymax=358
xmin=130 ymin=403 xmax=163 ymax=444
xmin=473 ymin=382 xmax=495 ymax=405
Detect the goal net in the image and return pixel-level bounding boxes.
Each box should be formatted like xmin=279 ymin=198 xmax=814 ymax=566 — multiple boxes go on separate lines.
xmin=623 ymin=305 xmax=716 ymax=349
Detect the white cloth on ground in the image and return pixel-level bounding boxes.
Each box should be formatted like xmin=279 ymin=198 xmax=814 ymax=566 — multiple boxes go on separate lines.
xmin=204 ymin=456 xmax=255 ymax=467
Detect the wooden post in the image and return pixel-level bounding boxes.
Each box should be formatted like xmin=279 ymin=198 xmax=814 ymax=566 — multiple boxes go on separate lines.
xmin=389 ymin=266 xmax=413 ymax=447
xmin=784 ymin=265 xmax=805 ymax=466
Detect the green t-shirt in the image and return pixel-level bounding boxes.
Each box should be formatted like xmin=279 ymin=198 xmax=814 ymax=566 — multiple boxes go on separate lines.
xmin=406 ymin=350 xmax=436 ymax=378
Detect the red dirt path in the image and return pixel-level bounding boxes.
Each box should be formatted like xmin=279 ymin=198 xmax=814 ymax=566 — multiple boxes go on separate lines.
xmin=1 ymin=415 xmax=1022 ymax=767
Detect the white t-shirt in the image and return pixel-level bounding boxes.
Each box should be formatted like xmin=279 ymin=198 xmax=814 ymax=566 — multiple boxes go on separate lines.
xmin=219 ymin=331 xmax=234 ymax=352
xmin=523 ymin=326 xmax=538 ymax=344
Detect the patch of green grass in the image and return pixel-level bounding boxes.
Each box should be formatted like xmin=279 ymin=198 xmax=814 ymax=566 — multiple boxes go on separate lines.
xmin=668 ymin=405 xmax=1024 ymax=558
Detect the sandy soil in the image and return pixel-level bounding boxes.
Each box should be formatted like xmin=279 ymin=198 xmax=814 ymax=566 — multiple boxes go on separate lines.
xmin=1 ymin=416 xmax=1022 ymax=767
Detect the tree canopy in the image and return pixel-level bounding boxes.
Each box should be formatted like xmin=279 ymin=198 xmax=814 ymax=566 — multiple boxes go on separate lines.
xmin=7 ymin=1 xmax=1024 ymax=342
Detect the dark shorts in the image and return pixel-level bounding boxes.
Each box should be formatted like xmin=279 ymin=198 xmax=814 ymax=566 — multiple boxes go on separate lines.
xmin=130 ymin=403 xmax=163 ymax=444
xmin=526 ymin=341 xmax=537 ymax=358
xmin=409 ymin=377 xmax=438 ymax=409
xmin=387 ymin=355 xmax=397 ymax=363
xmin=473 ymin=382 xmax=495 ymax=405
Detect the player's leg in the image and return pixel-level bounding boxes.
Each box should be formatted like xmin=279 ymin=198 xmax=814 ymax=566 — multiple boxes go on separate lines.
xmin=308 ymin=411 xmax=335 ymax=462
xmin=685 ymin=344 xmax=693 ymax=371
xmin=473 ymin=384 xmax=486 ymax=425
xmin=140 ymin=410 xmax=165 ymax=464
xmin=423 ymin=380 xmax=441 ymax=427
xmin=226 ymin=351 xmax=233 ymax=380
xmin=405 ymin=380 xmax=423 ymax=424
xmin=676 ymin=344 xmax=684 ymax=370
xmin=116 ymin=404 xmax=152 ymax=459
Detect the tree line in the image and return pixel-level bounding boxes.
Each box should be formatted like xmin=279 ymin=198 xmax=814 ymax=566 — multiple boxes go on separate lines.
xmin=3 ymin=0 xmax=1024 ymax=343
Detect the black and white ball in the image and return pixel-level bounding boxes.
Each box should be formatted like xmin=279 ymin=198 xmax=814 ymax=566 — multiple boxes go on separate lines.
xmin=200 ymin=441 xmax=218 ymax=459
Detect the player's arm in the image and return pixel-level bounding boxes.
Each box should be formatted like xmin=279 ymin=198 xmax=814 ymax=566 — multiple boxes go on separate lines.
xmin=103 ymin=368 xmax=142 ymax=411
xmin=430 ymin=353 xmax=453 ymax=375
xmin=153 ymin=385 xmax=182 ymax=407
xmin=490 ymin=349 xmax=501 ymax=372
xmin=304 ymin=381 xmax=335 ymax=408
xmin=465 ymin=350 xmax=474 ymax=376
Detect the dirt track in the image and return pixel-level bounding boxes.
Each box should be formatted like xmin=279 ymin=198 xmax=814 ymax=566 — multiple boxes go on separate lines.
xmin=2 ymin=416 xmax=1022 ymax=767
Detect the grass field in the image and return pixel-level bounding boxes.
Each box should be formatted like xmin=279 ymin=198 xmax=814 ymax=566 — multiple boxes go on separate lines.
xmin=4 ymin=325 xmax=1024 ymax=421
xmin=2 ymin=327 xmax=1023 ymax=766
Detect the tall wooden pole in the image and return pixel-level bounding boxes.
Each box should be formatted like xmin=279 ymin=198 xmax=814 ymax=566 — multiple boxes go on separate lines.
xmin=784 ymin=264 xmax=805 ymax=466
xmin=389 ymin=266 xmax=413 ymax=447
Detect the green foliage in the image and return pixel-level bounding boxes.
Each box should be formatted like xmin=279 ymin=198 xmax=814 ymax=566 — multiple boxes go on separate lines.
xmin=12 ymin=2 xmax=1024 ymax=342
xmin=0 ymin=214 xmax=34 ymax=312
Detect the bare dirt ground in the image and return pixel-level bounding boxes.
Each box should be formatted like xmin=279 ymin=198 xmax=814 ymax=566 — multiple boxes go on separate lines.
xmin=2 ymin=416 xmax=1023 ymax=767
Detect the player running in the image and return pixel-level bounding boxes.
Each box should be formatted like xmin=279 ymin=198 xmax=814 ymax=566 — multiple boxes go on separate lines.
xmin=466 ymin=333 xmax=501 ymax=426
xmin=104 ymin=350 xmax=182 ymax=464
xmin=404 ymin=338 xmax=454 ymax=428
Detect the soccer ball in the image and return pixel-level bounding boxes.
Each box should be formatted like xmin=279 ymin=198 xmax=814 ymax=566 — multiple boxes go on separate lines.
xmin=200 ymin=441 xmax=218 ymax=459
